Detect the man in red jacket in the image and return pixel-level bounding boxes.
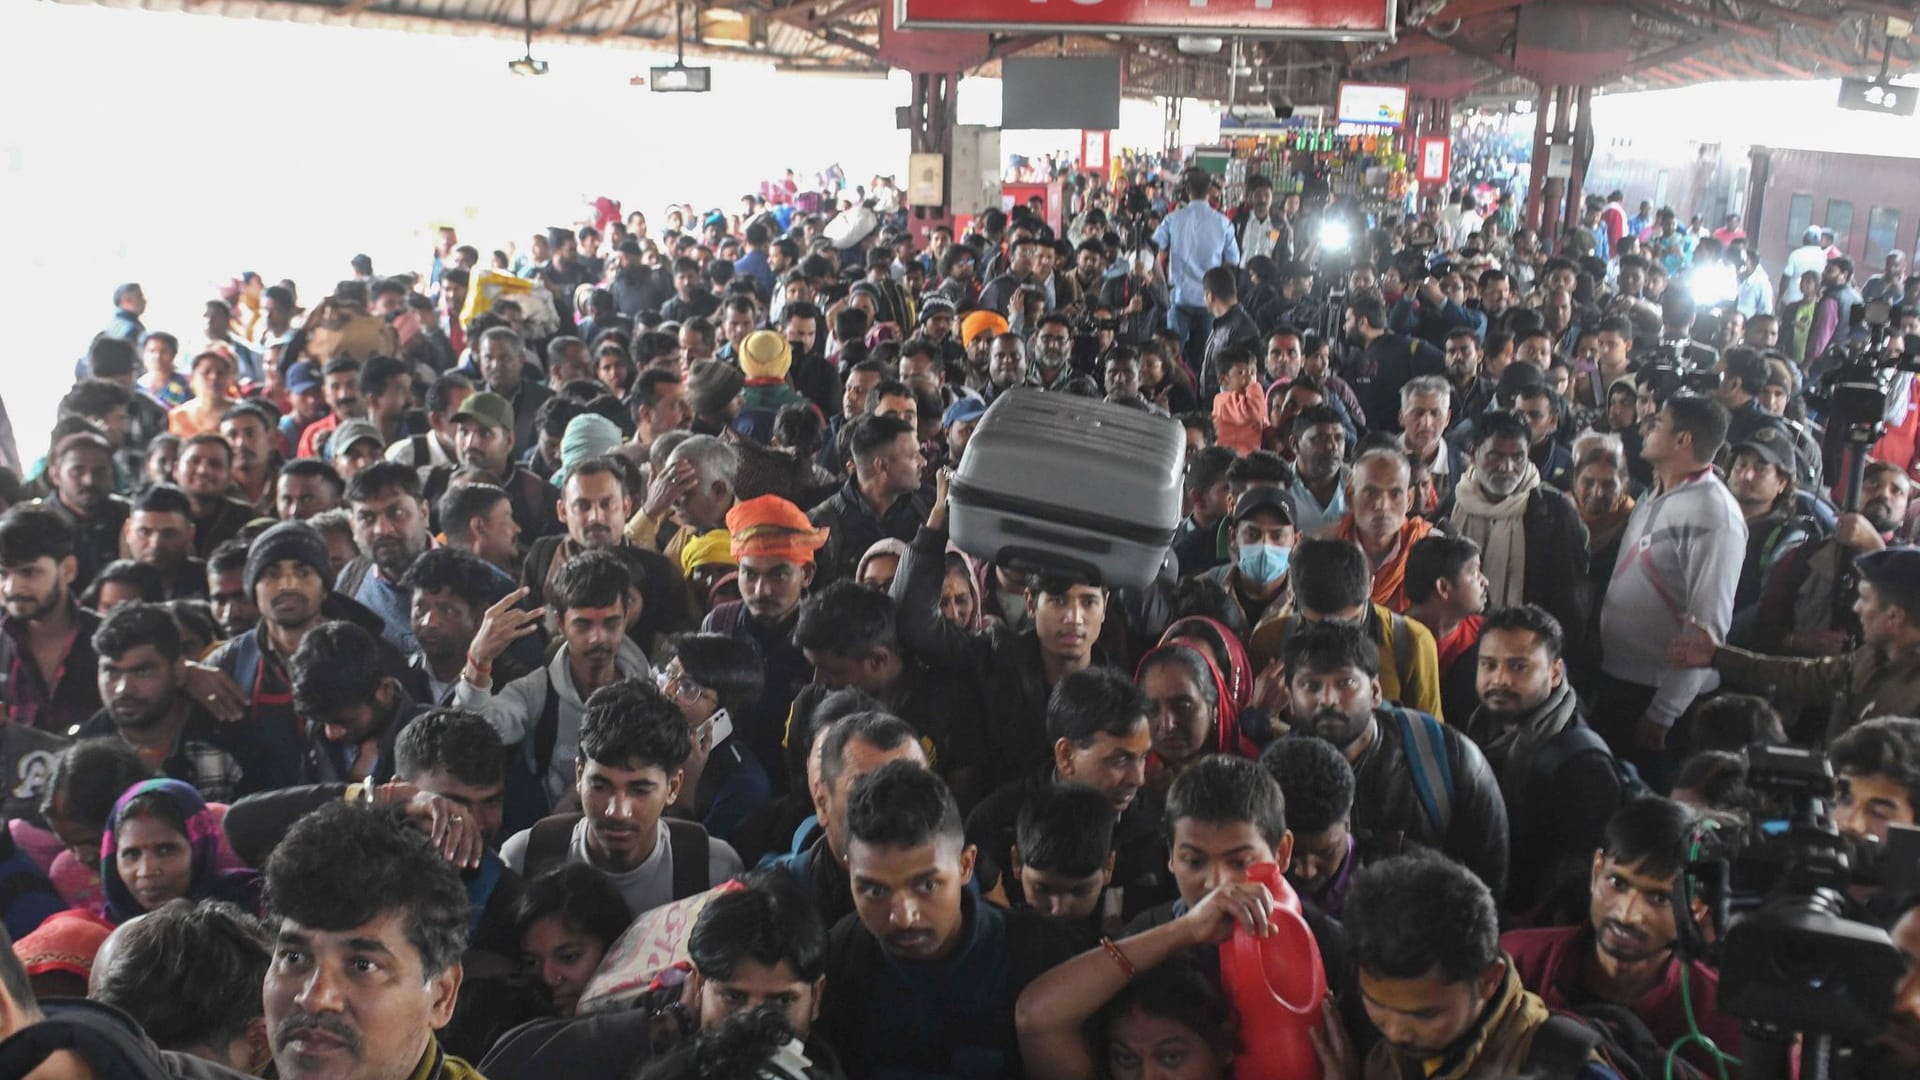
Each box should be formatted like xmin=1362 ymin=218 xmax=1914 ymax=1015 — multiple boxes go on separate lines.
xmin=1502 ymin=796 xmax=1740 ymax=1073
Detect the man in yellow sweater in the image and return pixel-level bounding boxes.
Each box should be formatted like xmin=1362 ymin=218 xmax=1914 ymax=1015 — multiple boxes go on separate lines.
xmin=1249 ymin=535 xmax=1444 ymax=722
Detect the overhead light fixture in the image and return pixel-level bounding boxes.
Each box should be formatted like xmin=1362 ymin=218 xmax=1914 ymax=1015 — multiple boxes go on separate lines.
xmin=1176 ymin=35 xmax=1223 ymax=55
xmin=508 ymin=0 xmax=548 ymax=74
xmin=652 ymin=1 xmax=713 ymax=92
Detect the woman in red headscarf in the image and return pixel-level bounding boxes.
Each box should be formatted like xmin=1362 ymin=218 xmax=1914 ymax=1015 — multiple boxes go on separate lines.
xmin=1135 ymin=620 xmax=1260 ymax=794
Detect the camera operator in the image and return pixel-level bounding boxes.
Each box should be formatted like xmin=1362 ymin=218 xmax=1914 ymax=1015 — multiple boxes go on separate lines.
xmin=1878 ymin=899 xmax=1920 ymax=1075
xmin=1752 ymin=462 xmax=1911 ymax=656
xmin=1096 ymin=248 xmax=1169 ymax=349
xmin=1504 ymin=796 xmax=1742 ymax=1074
xmin=1828 ymin=716 xmax=1920 ymax=849
xmin=1668 ymin=549 xmax=1920 ymax=741
xmin=1633 ymin=289 xmax=1719 ymax=375
xmin=1712 ymin=347 xmax=1776 ymax=456
xmin=1389 ymin=260 xmax=1487 ymax=350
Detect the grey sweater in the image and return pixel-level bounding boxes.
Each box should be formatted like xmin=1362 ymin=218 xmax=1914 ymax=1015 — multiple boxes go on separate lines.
xmin=1599 ymin=467 xmax=1747 ymax=727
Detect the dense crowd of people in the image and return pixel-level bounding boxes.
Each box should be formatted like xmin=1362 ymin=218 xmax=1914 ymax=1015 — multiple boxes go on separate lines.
xmin=3 ymin=161 xmax=1920 ymax=1080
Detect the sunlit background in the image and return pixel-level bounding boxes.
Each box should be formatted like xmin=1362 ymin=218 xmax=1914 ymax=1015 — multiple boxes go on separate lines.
xmin=4 ymin=0 xmax=1918 ymax=452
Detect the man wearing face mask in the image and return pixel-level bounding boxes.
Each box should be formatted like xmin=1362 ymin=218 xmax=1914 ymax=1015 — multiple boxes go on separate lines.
xmin=1202 ymin=486 xmax=1297 ymax=629
xmin=1445 ymin=411 xmax=1590 ymax=663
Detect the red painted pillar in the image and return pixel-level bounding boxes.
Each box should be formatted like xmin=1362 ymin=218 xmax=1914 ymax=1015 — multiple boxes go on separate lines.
xmin=1525 ymin=84 xmax=1553 ymax=235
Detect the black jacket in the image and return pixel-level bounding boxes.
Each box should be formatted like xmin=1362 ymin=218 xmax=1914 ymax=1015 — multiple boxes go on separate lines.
xmin=1346 ymin=331 xmax=1446 ymax=435
xmin=1441 ymin=484 xmax=1592 ymax=664
xmin=1199 ymin=304 xmax=1262 ymax=401
xmin=701 ymin=602 xmax=812 ymax=799
xmin=791 ymin=351 xmax=840 ymax=419
xmin=0 ymin=999 xmax=254 ymax=1080
xmin=1351 ymin=706 xmax=1510 ymax=901
xmin=44 ymin=492 xmax=128 ymax=593
xmin=965 ymin=770 xmax=1175 ymax=923
xmin=1464 ymin=683 xmax=1621 ymax=916
xmin=807 ymin=478 xmax=932 ymax=588
xmin=893 ymin=524 xmax=1116 ymax=801
xmin=482 ymin=984 xmax=845 ymax=1080
xmin=819 ymin=893 xmax=1080 ymax=1080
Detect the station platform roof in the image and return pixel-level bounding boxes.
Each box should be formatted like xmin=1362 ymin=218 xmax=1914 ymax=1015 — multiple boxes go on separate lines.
xmin=54 ymin=0 xmax=1920 ymax=104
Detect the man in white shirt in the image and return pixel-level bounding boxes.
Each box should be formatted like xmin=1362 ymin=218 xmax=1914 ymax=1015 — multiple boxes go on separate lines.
xmin=1452 ymin=193 xmax=1484 ymax=252
xmin=1734 ymin=244 xmax=1775 ymax=319
xmin=1780 ymin=227 xmax=1829 ymax=306
xmin=499 ymin=677 xmax=743 ymax=916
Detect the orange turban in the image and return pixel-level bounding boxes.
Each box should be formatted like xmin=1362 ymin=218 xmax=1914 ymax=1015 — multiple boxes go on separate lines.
xmin=726 ymin=495 xmax=829 ymax=566
xmin=960 ymin=310 xmax=1009 ymax=348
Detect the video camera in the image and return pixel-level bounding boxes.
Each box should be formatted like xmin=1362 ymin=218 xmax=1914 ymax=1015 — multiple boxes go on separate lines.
xmin=1637 ymin=334 xmax=1722 ymax=396
xmin=1806 ymin=300 xmax=1920 ymax=508
xmin=1690 ymin=744 xmax=1912 ymax=1078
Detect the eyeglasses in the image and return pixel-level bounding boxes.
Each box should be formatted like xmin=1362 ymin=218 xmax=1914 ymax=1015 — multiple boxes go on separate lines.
xmin=655 ymin=668 xmax=709 ymax=708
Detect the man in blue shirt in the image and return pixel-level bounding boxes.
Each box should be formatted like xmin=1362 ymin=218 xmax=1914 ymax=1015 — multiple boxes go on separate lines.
xmin=733 ymin=221 xmax=777 ymax=300
xmin=1153 ymin=170 xmax=1239 ymax=375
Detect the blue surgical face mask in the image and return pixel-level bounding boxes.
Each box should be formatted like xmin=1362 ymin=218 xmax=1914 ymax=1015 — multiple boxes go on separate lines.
xmin=1238 ymin=543 xmax=1292 ymax=585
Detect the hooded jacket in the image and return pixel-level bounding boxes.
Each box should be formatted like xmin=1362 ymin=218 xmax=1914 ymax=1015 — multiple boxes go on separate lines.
xmin=453 ymin=637 xmax=652 ymax=805
xmin=893 ymin=523 xmax=1110 ymax=806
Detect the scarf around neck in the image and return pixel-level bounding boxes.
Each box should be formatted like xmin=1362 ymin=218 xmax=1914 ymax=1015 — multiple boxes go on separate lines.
xmin=1580 ymin=494 xmax=1636 ymax=552
xmin=1452 ymin=462 xmax=1541 ymax=610
xmin=1374 ymin=961 xmax=1553 ymax=1080
xmin=1465 ymin=679 xmax=1581 ymax=804
xmin=1333 ymin=514 xmax=1434 ymax=613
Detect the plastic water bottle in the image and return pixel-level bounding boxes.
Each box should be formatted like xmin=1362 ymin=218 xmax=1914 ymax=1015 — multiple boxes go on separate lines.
xmin=1217 ymin=862 xmax=1327 ymax=1080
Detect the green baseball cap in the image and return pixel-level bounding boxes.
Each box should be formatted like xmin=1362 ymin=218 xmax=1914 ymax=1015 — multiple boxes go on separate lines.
xmin=452 ymin=391 xmax=515 ymax=433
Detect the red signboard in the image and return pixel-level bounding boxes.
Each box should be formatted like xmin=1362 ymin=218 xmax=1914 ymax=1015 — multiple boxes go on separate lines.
xmin=896 ymin=0 xmax=1393 ymax=39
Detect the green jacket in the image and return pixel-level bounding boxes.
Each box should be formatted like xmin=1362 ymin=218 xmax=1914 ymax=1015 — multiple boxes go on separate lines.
xmin=1713 ymin=642 xmax=1920 ymax=741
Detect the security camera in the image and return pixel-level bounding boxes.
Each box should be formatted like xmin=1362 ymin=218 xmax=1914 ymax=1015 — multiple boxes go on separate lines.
xmin=1267 ymin=86 xmax=1295 ymax=119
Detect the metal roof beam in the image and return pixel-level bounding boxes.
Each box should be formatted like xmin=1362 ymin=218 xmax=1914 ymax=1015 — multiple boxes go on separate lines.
xmin=1636 ymin=0 xmax=1776 ymax=38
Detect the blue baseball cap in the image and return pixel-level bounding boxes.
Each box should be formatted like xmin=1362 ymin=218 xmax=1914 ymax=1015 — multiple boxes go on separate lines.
xmin=286 ymin=360 xmax=322 ymax=393
xmin=942 ymin=397 xmax=988 ymax=428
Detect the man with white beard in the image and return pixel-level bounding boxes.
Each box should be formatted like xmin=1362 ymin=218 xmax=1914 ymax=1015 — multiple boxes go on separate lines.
xmin=1444 ymin=409 xmax=1590 ymax=661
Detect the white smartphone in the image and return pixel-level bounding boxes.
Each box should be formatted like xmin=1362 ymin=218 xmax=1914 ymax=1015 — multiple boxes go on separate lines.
xmin=705 ymin=708 xmax=734 ymax=748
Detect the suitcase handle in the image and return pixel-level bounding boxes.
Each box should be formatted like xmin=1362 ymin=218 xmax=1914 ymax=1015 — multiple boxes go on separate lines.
xmin=1000 ymin=518 xmax=1114 ymax=555
xmin=995 ymin=542 xmax=1104 ymax=587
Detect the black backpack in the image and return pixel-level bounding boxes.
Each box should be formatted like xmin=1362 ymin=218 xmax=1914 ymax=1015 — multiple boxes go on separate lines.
xmin=1527 ymin=723 xmax=1651 ymax=812
xmin=1528 ymin=1004 xmax=1712 ymax=1080
xmin=521 ymin=811 xmax=713 ymax=901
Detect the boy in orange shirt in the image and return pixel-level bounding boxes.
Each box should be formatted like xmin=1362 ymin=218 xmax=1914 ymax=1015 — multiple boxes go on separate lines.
xmin=1210 ymin=345 xmax=1268 ymax=455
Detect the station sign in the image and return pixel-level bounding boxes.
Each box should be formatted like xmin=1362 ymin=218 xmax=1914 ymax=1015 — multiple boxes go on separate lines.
xmin=1838 ymin=77 xmax=1918 ymax=117
xmin=896 ymin=0 xmax=1394 ymax=39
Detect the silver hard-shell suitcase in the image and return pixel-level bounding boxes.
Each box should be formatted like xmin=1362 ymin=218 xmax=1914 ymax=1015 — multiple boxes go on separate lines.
xmin=947 ymin=390 xmax=1184 ymax=588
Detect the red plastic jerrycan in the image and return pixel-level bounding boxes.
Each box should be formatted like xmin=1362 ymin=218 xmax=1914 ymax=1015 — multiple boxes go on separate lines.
xmin=1219 ymin=862 xmax=1327 ymax=1080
